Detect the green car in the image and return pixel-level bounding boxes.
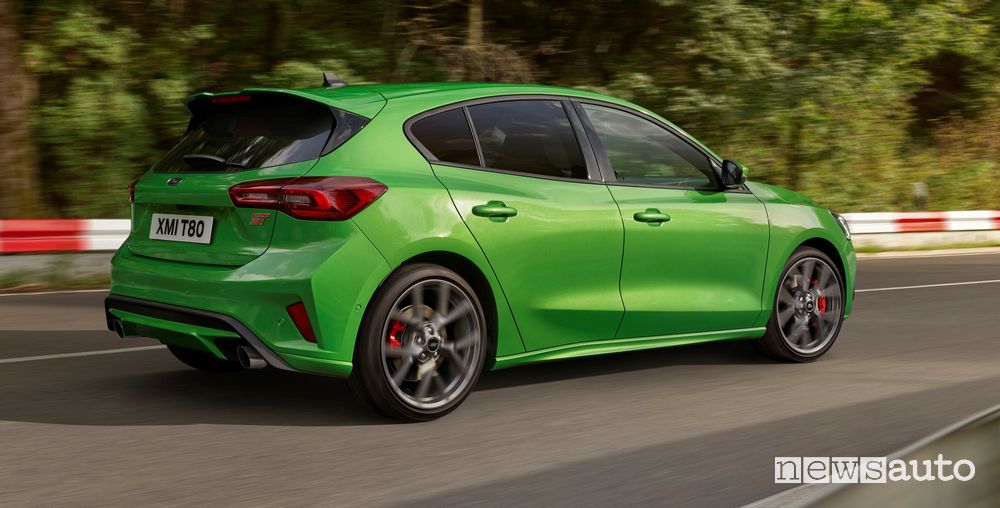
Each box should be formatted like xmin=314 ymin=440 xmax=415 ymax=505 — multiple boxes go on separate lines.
xmin=106 ymin=79 xmax=856 ymax=421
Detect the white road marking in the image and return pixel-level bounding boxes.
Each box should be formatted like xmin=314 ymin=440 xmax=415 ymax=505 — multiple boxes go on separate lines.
xmin=0 ymin=288 xmax=109 ymax=297
xmin=0 ymin=345 xmax=166 ymax=364
xmin=857 ymin=279 xmax=1000 ymax=293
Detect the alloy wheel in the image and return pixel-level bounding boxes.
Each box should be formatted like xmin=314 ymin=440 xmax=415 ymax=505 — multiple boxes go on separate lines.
xmin=379 ymin=279 xmax=482 ymax=410
xmin=775 ymin=257 xmax=843 ymax=355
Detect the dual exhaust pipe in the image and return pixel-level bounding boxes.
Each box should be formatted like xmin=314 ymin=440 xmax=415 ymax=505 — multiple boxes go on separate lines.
xmin=111 ymin=318 xmax=267 ymax=370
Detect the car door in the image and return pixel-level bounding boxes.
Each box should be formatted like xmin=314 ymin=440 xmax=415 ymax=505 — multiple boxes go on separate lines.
xmin=575 ymin=101 xmax=769 ymax=339
xmin=408 ymin=98 xmax=624 ymax=351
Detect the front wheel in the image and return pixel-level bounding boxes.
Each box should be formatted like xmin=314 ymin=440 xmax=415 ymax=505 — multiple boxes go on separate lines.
xmin=755 ymin=247 xmax=845 ymax=362
xmin=348 ymin=264 xmax=487 ymax=422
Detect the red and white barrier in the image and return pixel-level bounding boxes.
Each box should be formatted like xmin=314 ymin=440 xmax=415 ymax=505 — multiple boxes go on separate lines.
xmin=0 ymin=219 xmax=130 ymax=254
xmin=1 ymin=212 xmax=999 ymax=253
xmin=841 ymin=211 xmax=1000 ymax=234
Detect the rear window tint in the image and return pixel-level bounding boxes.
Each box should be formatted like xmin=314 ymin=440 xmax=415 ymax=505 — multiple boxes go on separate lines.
xmin=410 ymin=109 xmax=480 ymax=166
xmin=467 ymin=100 xmax=587 ymax=180
xmin=154 ymin=95 xmax=335 ymax=173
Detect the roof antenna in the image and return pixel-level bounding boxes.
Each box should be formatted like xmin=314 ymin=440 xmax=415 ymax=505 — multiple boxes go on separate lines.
xmin=322 ymin=71 xmax=347 ymax=88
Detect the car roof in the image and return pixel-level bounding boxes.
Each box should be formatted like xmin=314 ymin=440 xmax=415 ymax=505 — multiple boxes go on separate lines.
xmin=325 ymin=82 xmax=598 ymax=100
xmin=298 ymin=82 xmax=619 ymax=103
xmin=187 ymin=82 xmax=631 ymax=119
xmin=185 ymin=82 xmax=720 ymax=160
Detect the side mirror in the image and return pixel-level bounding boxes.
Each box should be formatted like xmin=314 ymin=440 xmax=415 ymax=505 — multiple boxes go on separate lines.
xmin=719 ymin=160 xmax=747 ymax=189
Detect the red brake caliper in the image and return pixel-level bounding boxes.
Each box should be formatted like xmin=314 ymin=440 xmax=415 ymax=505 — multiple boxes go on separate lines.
xmin=812 ymin=279 xmax=827 ymax=316
xmin=387 ymin=320 xmax=405 ymax=349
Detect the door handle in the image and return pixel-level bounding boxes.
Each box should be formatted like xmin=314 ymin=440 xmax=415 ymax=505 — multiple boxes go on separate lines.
xmin=472 ymin=201 xmax=518 ymax=222
xmin=633 ymin=208 xmax=671 ymax=224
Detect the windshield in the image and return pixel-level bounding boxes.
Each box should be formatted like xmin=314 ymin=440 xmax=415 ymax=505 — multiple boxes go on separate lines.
xmin=153 ymin=94 xmax=334 ymax=173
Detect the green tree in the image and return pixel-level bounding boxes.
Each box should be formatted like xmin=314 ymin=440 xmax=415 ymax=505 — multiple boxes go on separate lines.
xmin=0 ymin=0 xmax=45 ymax=218
xmin=24 ymin=7 xmax=151 ymax=217
xmin=4 ymin=0 xmax=1000 ymax=217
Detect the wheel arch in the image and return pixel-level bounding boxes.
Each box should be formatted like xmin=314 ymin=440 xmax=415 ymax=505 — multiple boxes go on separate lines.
xmin=399 ymin=251 xmax=500 ymax=366
xmin=757 ymin=226 xmax=855 ymax=327
xmin=798 ymin=237 xmax=846 ymax=283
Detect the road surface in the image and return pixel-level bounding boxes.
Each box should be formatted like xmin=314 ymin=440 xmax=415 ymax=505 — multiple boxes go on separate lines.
xmin=1 ymin=252 xmax=998 ymax=506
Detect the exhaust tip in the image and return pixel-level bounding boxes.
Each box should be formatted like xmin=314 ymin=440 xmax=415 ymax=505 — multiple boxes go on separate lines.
xmin=112 ymin=319 xmax=125 ymax=339
xmin=236 ymin=345 xmax=267 ymax=369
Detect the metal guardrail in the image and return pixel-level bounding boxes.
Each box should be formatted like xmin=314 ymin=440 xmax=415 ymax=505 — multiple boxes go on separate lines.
xmin=1 ymin=212 xmax=999 ymax=253
xmin=841 ymin=211 xmax=1000 ymax=234
xmin=0 ymin=219 xmax=130 ymax=253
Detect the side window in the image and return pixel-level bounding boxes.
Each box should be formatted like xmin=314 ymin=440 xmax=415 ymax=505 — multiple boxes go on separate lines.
xmin=467 ymin=100 xmax=588 ymax=180
xmin=580 ymin=103 xmax=713 ymax=187
xmin=410 ymin=108 xmax=480 ymax=167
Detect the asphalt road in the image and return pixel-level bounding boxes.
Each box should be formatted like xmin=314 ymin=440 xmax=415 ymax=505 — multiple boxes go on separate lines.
xmin=1 ymin=252 xmax=998 ymax=506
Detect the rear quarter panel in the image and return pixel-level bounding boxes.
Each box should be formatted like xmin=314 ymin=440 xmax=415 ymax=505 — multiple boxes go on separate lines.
xmin=748 ymin=182 xmax=856 ymax=324
xmin=306 ymin=99 xmax=527 ymax=357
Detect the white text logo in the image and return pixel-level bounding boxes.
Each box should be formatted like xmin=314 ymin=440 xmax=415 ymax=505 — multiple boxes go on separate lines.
xmin=774 ymin=455 xmax=975 ymax=483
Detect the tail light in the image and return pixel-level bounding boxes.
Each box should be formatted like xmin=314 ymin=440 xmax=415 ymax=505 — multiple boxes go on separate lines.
xmin=287 ymin=302 xmax=316 ymax=342
xmin=229 ymin=176 xmax=387 ymax=221
xmin=128 ymin=180 xmax=138 ymax=203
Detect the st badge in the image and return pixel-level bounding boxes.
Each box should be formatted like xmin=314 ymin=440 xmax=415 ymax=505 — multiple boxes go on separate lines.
xmin=249 ymin=213 xmax=271 ymax=226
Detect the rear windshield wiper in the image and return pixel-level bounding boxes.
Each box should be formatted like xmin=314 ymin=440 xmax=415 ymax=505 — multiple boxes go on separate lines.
xmin=182 ymin=153 xmax=247 ymax=169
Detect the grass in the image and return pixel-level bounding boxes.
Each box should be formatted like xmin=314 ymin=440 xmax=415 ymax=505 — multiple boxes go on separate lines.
xmin=0 ymin=257 xmax=111 ymax=294
xmin=0 ymin=275 xmax=111 ymax=294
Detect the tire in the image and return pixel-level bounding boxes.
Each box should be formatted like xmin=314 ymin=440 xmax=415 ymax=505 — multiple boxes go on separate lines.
xmin=167 ymin=345 xmax=244 ymax=373
xmin=348 ymin=263 xmax=488 ymax=422
xmin=755 ymin=247 xmax=846 ymax=362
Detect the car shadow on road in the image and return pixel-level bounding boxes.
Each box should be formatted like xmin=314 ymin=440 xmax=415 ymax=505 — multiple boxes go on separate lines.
xmin=0 ymin=339 xmax=768 ymax=427
xmin=0 ymin=355 xmax=389 ymax=426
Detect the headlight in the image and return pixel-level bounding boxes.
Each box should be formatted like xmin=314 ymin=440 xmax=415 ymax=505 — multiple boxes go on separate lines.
xmin=832 ymin=212 xmax=852 ymax=241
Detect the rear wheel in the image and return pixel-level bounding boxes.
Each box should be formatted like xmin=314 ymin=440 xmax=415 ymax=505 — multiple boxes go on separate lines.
xmin=167 ymin=345 xmax=244 ymax=373
xmin=756 ymin=247 xmax=845 ymax=362
xmin=349 ymin=264 xmax=487 ymax=422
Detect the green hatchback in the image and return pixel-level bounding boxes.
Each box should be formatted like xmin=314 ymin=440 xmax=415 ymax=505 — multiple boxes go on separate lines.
xmin=106 ymin=79 xmax=856 ymax=421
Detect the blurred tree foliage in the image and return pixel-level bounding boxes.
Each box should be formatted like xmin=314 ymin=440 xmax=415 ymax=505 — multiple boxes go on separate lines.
xmin=3 ymin=0 xmax=999 ymax=217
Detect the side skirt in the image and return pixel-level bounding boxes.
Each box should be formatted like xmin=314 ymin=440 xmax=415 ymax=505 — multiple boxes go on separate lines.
xmin=491 ymin=327 xmax=766 ymax=370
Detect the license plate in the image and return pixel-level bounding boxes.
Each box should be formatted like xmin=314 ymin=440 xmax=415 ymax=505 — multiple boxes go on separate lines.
xmin=149 ymin=213 xmax=214 ymax=244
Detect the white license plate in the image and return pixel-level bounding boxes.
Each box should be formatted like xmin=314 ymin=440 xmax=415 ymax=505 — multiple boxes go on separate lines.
xmin=149 ymin=213 xmax=214 ymax=244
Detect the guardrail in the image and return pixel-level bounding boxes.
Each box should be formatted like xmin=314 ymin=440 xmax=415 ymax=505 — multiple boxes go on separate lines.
xmin=0 ymin=219 xmax=130 ymax=253
xmin=841 ymin=211 xmax=1000 ymax=234
xmin=1 ymin=212 xmax=999 ymax=253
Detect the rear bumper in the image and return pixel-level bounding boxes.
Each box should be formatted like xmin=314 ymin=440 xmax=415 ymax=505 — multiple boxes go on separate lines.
xmin=105 ymin=294 xmax=354 ymax=377
xmin=107 ymin=216 xmax=392 ymax=378
xmin=105 ymin=295 xmax=296 ymax=370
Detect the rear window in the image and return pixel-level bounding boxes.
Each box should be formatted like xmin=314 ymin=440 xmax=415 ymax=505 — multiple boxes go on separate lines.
xmin=154 ymin=94 xmax=336 ymax=173
xmin=467 ymin=100 xmax=587 ymax=180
